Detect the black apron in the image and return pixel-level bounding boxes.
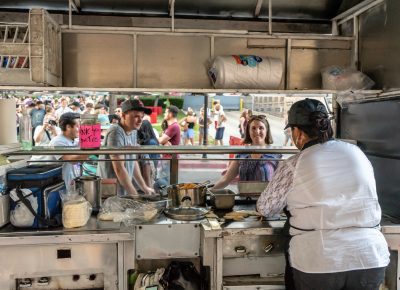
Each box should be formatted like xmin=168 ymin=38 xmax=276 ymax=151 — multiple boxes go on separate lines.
xmin=283 ymin=207 xmax=296 ymax=290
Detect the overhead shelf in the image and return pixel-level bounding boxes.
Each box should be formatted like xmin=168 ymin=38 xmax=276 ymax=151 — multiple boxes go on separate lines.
xmin=0 ymin=86 xmax=382 ymax=96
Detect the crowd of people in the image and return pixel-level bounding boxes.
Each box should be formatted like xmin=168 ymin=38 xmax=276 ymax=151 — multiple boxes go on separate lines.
xmin=13 ymin=95 xmax=222 ymax=195
xmin=14 ymin=95 xmax=287 ymax=196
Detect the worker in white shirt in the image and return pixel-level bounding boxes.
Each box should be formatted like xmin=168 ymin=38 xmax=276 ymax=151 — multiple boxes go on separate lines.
xmin=257 ymin=99 xmax=389 ymax=290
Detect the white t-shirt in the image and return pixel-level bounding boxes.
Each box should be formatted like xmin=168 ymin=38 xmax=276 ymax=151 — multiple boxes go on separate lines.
xmin=213 ymin=105 xmax=224 ymax=121
xmin=48 ymin=134 xmax=81 ymax=192
xmin=257 ymin=140 xmax=390 ymax=273
xmin=55 ymin=107 xmax=72 ymax=120
xmin=33 ymin=125 xmax=61 ymax=146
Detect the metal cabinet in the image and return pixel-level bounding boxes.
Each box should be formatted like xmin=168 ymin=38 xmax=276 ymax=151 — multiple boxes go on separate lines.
xmin=0 ymin=243 xmax=118 ymax=290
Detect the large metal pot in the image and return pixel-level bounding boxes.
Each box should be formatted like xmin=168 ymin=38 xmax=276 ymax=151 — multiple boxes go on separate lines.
xmin=166 ymin=182 xmax=209 ymax=207
xmin=74 ymin=176 xmax=102 ymax=212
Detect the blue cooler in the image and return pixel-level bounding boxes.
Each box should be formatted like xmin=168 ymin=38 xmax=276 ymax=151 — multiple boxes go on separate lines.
xmin=7 ymin=165 xmax=64 ymax=228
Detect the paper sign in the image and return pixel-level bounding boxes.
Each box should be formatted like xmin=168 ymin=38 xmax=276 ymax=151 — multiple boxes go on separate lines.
xmin=79 ymin=124 xmax=101 ymax=149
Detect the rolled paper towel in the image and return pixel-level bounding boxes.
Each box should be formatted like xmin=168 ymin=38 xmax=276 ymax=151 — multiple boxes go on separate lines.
xmin=0 ymin=99 xmax=17 ymax=145
xmin=209 ymin=55 xmax=283 ymax=89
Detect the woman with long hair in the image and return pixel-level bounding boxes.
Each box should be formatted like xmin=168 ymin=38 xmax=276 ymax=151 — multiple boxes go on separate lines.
xmin=213 ymin=115 xmax=280 ymax=189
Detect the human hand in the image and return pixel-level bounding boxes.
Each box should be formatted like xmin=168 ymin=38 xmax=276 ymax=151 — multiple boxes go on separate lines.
xmin=144 ymin=186 xmax=155 ymax=195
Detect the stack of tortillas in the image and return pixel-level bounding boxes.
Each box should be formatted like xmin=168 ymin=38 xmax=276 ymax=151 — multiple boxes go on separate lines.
xmin=62 ymin=200 xmax=91 ymax=228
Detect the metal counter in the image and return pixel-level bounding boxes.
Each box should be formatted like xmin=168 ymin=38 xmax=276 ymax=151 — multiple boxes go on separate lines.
xmin=0 ymin=217 xmax=133 ymax=246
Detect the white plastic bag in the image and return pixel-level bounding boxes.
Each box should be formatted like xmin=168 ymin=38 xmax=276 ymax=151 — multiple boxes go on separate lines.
xmin=62 ymin=192 xmax=92 ymax=229
xmin=134 ymin=268 xmax=165 ymax=290
xmin=10 ymin=188 xmax=37 ymax=227
xmin=321 ymin=66 xmax=375 ymax=91
xmin=208 ymin=55 xmax=283 ymax=89
xmin=98 ymin=196 xmax=163 ymax=225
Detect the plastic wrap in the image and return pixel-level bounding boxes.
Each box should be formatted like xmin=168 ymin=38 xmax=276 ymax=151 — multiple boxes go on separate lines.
xmin=208 ymin=55 xmax=283 ymax=89
xmin=98 ymin=196 xmax=165 ymax=225
xmin=61 ymin=191 xmax=92 ymax=228
xmin=321 ymin=66 xmax=375 ymax=91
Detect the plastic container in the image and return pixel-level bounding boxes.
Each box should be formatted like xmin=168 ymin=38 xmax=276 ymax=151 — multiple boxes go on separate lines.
xmin=19 ymin=114 xmax=32 ymax=150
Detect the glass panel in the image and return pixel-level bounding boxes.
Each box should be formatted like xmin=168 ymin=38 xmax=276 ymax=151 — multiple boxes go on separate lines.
xmin=1 ymin=90 xmax=332 ymax=195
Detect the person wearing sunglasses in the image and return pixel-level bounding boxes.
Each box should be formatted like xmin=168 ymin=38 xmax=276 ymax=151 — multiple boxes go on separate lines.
xmin=257 ymin=99 xmax=389 ymax=290
xmin=213 ymin=114 xmax=281 ymax=189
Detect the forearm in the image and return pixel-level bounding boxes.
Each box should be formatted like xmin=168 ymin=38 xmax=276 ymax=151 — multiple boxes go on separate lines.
xmin=213 ymin=161 xmax=239 ymax=189
xmin=212 ymin=177 xmax=230 ymax=190
xmin=62 ymin=154 xmax=88 ymax=161
xmin=115 ymin=167 xmax=138 ymax=196
xmin=142 ymin=163 xmax=153 ymax=187
xmin=34 ymin=129 xmax=45 ymax=143
xmin=133 ymin=161 xmax=148 ymax=191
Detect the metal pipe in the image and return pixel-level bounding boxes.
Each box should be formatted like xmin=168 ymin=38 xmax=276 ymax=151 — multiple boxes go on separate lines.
xmin=285 ymin=38 xmax=292 ymax=89
xmin=27 ymin=157 xmax=290 ymax=163
xmin=331 ymin=20 xmax=338 ymax=36
xmin=332 ymin=0 xmax=384 ymax=21
xmin=268 ymin=0 xmax=272 ymax=35
xmin=203 ymin=94 xmax=209 ymax=146
xmin=210 ymin=36 xmax=214 ymax=59
xmin=254 ymin=0 xmax=263 ymax=17
xmin=336 ymin=0 xmax=384 ymax=25
xmin=68 ymin=0 xmax=72 ymax=30
xmin=9 ymin=146 xmax=299 ymax=156
xmin=353 ymin=16 xmax=359 ymax=70
xmin=59 ymin=24 xmax=354 ymax=40
xmin=170 ymin=0 xmax=175 ymax=32
xmin=133 ymin=34 xmax=137 ymax=88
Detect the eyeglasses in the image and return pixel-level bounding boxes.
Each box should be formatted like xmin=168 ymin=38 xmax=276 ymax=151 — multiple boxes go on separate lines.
xmin=249 ymin=114 xmax=267 ymax=120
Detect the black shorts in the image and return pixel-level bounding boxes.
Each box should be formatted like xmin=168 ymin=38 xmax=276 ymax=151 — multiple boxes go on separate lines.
xmin=292 ymin=267 xmax=386 ymax=290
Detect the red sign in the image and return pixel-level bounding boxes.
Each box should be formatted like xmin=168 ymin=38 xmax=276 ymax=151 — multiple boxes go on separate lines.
xmin=79 ymin=124 xmax=101 ymax=149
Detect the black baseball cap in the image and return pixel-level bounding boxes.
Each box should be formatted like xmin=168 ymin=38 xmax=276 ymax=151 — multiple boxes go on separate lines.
xmin=285 ymin=98 xmax=328 ymax=129
xmin=70 ymin=101 xmax=80 ymax=107
xmin=121 ymin=99 xmax=152 ymax=115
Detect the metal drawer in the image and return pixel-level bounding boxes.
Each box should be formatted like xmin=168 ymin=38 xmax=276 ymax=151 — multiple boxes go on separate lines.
xmin=223 ymin=234 xmax=286 ymax=258
xmin=223 ymin=275 xmax=285 ymax=290
xmin=223 ymin=255 xmax=285 ymax=277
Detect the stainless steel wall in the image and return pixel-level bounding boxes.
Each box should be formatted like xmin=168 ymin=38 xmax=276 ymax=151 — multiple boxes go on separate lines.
xmin=359 ymin=0 xmax=400 ymax=89
xmin=62 ymin=33 xmax=134 ymax=87
xmin=339 ymin=98 xmax=400 ymax=219
xmin=137 ymin=35 xmax=210 ymax=88
xmin=62 ymin=33 xmax=351 ymax=89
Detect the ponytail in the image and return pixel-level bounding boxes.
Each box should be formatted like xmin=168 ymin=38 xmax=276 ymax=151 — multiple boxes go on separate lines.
xmin=297 ymin=112 xmax=333 ymax=143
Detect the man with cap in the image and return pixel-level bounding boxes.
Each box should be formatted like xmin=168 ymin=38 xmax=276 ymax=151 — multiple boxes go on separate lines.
xmin=47 ymin=112 xmax=88 ymax=191
xmin=98 ymin=99 xmax=154 ymax=197
xmin=257 ymin=98 xmax=389 ymax=290
xmin=70 ymin=101 xmax=82 ymax=114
